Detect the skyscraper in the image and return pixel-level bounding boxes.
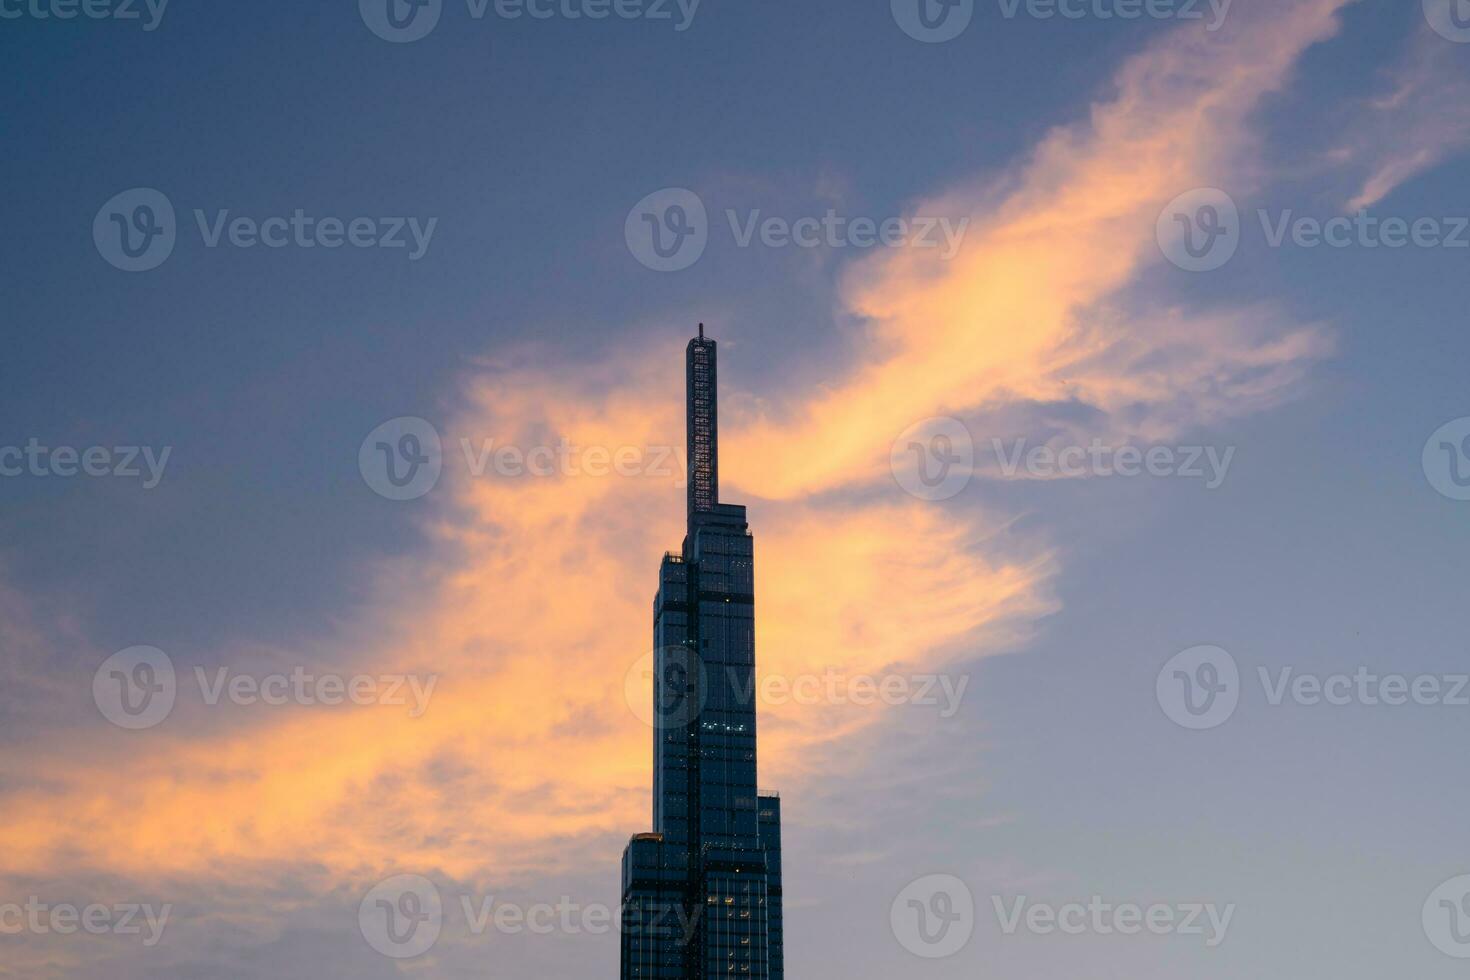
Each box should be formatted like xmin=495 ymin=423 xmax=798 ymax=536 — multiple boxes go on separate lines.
xmin=620 ymin=326 xmax=784 ymax=980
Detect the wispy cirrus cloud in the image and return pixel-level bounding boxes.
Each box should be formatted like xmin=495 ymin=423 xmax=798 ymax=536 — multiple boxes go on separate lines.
xmin=1341 ymin=27 xmax=1470 ymax=210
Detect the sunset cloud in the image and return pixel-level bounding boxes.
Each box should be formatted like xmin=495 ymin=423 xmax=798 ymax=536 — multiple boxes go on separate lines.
xmin=723 ymin=0 xmax=1354 ymax=501
xmin=5 ymin=4 xmax=1431 ymax=975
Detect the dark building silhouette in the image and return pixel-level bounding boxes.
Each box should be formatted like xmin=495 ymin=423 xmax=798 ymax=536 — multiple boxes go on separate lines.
xmin=621 ymin=326 xmax=784 ymax=980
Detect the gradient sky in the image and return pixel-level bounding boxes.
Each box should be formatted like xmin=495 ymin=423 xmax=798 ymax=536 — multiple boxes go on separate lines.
xmin=3 ymin=0 xmax=1470 ymax=977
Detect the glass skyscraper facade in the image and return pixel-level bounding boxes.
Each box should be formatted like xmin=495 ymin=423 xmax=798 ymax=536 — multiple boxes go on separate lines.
xmin=620 ymin=326 xmax=784 ymax=980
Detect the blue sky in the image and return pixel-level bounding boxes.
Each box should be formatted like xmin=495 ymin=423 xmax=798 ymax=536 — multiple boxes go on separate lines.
xmin=2 ymin=0 xmax=1470 ymax=977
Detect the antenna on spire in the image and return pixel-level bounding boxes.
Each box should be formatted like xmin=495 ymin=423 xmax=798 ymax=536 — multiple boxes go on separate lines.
xmin=698 ymin=323 xmax=704 ymax=339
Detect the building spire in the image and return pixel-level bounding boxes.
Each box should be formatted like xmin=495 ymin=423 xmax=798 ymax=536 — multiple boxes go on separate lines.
xmin=686 ymin=325 xmax=718 ymax=518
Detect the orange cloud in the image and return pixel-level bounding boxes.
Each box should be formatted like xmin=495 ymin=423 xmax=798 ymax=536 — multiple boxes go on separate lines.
xmin=724 ymin=0 xmax=1351 ymax=500
xmin=0 ymin=0 xmax=1360 ymax=902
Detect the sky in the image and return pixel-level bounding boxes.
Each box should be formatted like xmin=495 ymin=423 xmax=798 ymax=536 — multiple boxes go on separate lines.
xmin=3 ymin=0 xmax=1470 ymax=976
